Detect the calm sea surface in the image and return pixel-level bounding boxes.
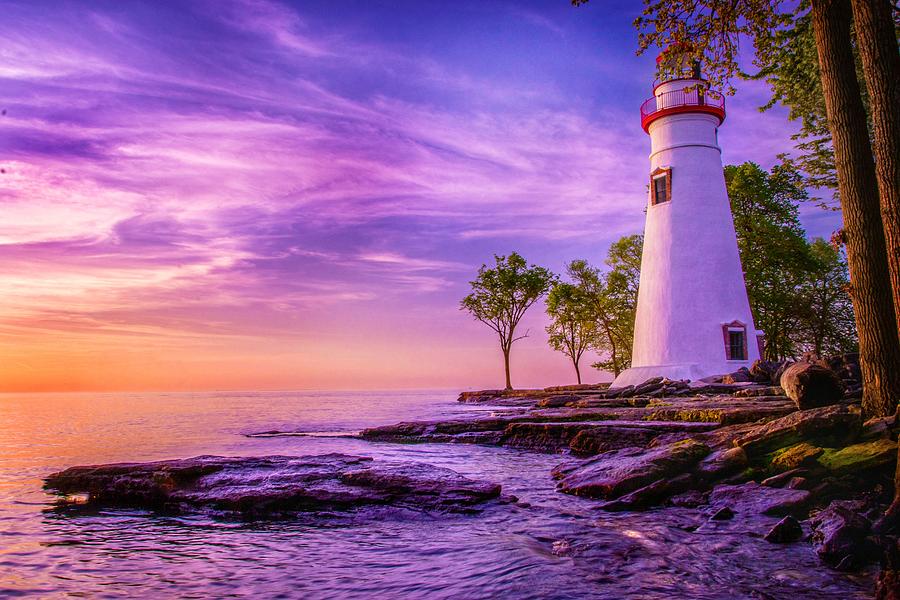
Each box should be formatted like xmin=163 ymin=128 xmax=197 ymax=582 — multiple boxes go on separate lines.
xmin=0 ymin=390 xmax=876 ymax=598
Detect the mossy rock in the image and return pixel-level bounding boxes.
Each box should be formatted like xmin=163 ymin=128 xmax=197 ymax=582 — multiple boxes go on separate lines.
xmin=769 ymin=442 xmax=824 ymax=472
xmin=816 ymin=438 xmax=897 ymax=476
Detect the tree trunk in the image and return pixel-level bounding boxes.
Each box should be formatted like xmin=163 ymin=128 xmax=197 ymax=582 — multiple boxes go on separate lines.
xmin=851 ymin=0 xmax=900 ymax=329
xmin=502 ymin=347 xmax=512 ymax=390
xmin=811 ymin=0 xmax=900 ymax=418
xmin=574 ymin=359 xmax=582 ymax=385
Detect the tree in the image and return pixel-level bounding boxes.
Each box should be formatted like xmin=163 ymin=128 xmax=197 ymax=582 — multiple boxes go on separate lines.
xmin=460 ymin=252 xmax=554 ymax=390
xmin=727 ymin=161 xmax=859 ymax=359
xmin=546 ymin=282 xmax=597 ymax=384
xmin=850 ymin=0 xmax=900 ymax=327
xmin=797 ymin=238 xmax=858 ymax=356
xmin=727 ymin=162 xmax=818 ymax=359
xmin=811 ymin=0 xmax=900 ymax=418
xmin=567 ymin=235 xmax=643 ymax=377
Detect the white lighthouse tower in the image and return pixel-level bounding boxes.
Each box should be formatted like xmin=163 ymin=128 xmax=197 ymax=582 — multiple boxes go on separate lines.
xmin=612 ymin=48 xmax=761 ymax=387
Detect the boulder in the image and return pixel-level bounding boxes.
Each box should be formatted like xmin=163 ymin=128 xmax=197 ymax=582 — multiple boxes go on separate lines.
xmin=749 ymin=360 xmax=779 ymax=384
xmin=722 ymin=367 xmax=753 ymax=384
xmin=735 ymin=404 xmax=862 ymax=458
xmin=44 ymin=454 xmax=504 ymax=518
xmin=708 ymin=482 xmax=810 ymax=517
xmin=810 ymin=501 xmax=875 ymax=569
xmin=764 ymin=515 xmax=804 ymax=543
xmin=779 ymin=362 xmax=844 ymax=410
xmin=553 ymin=439 xmax=710 ymax=500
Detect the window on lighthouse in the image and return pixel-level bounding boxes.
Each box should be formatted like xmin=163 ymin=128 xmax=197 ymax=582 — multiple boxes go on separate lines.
xmin=650 ymin=167 xmax=671 ymax=205
xmin=723 ymin=321 xmax=748 ymax=360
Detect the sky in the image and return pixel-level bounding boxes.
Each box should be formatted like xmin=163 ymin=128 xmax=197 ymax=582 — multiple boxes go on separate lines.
xmin=0 ymin=0 xmax=841 ymax=393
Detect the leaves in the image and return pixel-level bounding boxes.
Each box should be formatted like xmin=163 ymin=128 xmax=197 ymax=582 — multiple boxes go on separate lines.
xmin=727 ymin=161 xmax=857 ymax=358
xmin=460 ymin=252 xmax=555 ymax=387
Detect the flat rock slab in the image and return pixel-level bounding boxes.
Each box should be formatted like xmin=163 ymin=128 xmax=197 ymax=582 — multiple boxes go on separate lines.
xmin=355 ymin=398 xmax=795 ymax=450
xmin=708 ymin=482 xmax=811 ymax=517
xmin=44 ymin=453 xmax=504 ymax=519
xmin=553 ymin=439 xmax=710 ymax=500
xmin=735 ymin=404 xmax=863 ymax=458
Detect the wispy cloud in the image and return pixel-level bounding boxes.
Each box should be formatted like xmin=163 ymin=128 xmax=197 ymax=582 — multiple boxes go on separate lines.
xmin=0 ymin=0 xmax=816 ymax=391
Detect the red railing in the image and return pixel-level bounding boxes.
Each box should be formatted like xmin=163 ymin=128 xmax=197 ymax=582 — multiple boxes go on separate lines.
xmin=640 ymin=88 xmax=725 ymax=131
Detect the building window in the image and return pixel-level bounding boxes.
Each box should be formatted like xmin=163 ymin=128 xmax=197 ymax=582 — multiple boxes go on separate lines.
xmin=650 ymin=167 xmax=671 ymax=206
xmin=722 ymin=321 xmax=748 ymax=361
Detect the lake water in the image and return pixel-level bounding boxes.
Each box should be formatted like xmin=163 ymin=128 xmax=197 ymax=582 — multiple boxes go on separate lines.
xmin=0 ymin=390 xmax=876 ymax=598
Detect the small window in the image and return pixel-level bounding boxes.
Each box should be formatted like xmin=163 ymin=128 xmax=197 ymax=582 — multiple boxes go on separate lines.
xmin=722 ymin=321 xmax=747 ymax=360
xmin=729 ymin=331 xmax=746 ymax=360
xmin=650 ymin=167 xmax=671 ymax=205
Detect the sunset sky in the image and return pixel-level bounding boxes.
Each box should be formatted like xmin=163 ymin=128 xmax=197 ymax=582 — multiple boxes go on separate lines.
xmin=0 ymin=0 xmax=841 ymax=392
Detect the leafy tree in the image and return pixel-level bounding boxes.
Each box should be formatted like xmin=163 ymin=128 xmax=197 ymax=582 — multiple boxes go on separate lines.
xmin=566 ymin=235 xmax=643 ymax=377
xmin=572 ymin=0 xmax=900 ymax=416
xmin=460 ymin=252 xmax=554 ymax=390
xmin=727 ymin=161 xmax=859 ymax=359
xmin=545 ymin=282 xmax=598 ymax=384
xmin=727 ymin=162 xmax=818 ymax=359
xmin=796 ymin=238 xmax=858 ymax=356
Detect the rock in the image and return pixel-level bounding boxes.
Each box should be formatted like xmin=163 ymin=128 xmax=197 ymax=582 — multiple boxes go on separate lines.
xmin=734 ymin=385 xmax=785 ymax=398
xmin=708 ymin=482 xmax=810 ymax=517
xmin=565 ymin=421 xmax=718 ymax=456
xmin=779 ymin=362 xmax=844 ymax=410
xmin=696 ymin=446 xmax=748 ymax=481
xmin=535 ymin=394 xmax=580 ymax=408
xmin=553 ymin=439 xmax=710 ymax=500
xmin=711 ymin=506 xmax=735 ymax=520
xmin=668 ymin=489 xmax=709 ymax=508
xmin=786 ymin=477 xmax=808 ymax=490
xmin=761 ymin=468 xmax=810 ymax=488
xmin=44 ymin=454 xmax=504 ymax=518
xmin=816 ymin=438 xmax=898 ymax=476
xmin=599 ymin=473 xmax=695 ymax=511
xmin=770 ymin=442 xmax=824 ymax=472
xmin=722 ymin=367 xmax=753 ymax=384
xmin=735 ymin=404 xmax=862 ymax=458
xmin=810 ymin=501 xmax=875 ymax=569
xmin=862 ymin=416 xmax=898 ymax=441
xmin=749 ymin=360 xmax=779 ymax=384
xmin=633 ymin=377 xmax=664 ymax=395
xmin=764 ymin=515 xmax=804 ymax=543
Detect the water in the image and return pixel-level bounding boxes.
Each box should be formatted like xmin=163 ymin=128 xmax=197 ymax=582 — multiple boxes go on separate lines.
xmin=0 ymin=390 xmax=876 ymax=598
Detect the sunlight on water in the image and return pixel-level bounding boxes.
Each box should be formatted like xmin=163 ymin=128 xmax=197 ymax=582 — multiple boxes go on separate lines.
xmin=0 ymin=390 xmax=874 ymax=598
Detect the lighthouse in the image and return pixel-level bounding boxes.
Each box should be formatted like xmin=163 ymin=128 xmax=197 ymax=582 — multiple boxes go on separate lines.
xmin=612 ymin=48 xmax=762 ymax=387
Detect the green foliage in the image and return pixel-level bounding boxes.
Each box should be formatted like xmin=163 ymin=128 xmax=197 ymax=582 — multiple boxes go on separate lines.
xmin=750 ymin=3 xmax=882 ymax=202
xmin=566 ymin=235 xmax=643 ymax=377
xmin=797 ymin=239 xmax=858 ymax=356
xmin=727 ymin=161 xmax=858 ymax=358
xmin=630 ymin=0 xmax=783 ymax=93
xmin=545 ymin=282 xmax=598 ymax=384
xmin=460 ymin=252 xmax=555 ymax=389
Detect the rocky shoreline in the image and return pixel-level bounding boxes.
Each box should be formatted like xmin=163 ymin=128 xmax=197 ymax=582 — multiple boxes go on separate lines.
xmin=42 ymin=354 xmax=899 ymax=596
